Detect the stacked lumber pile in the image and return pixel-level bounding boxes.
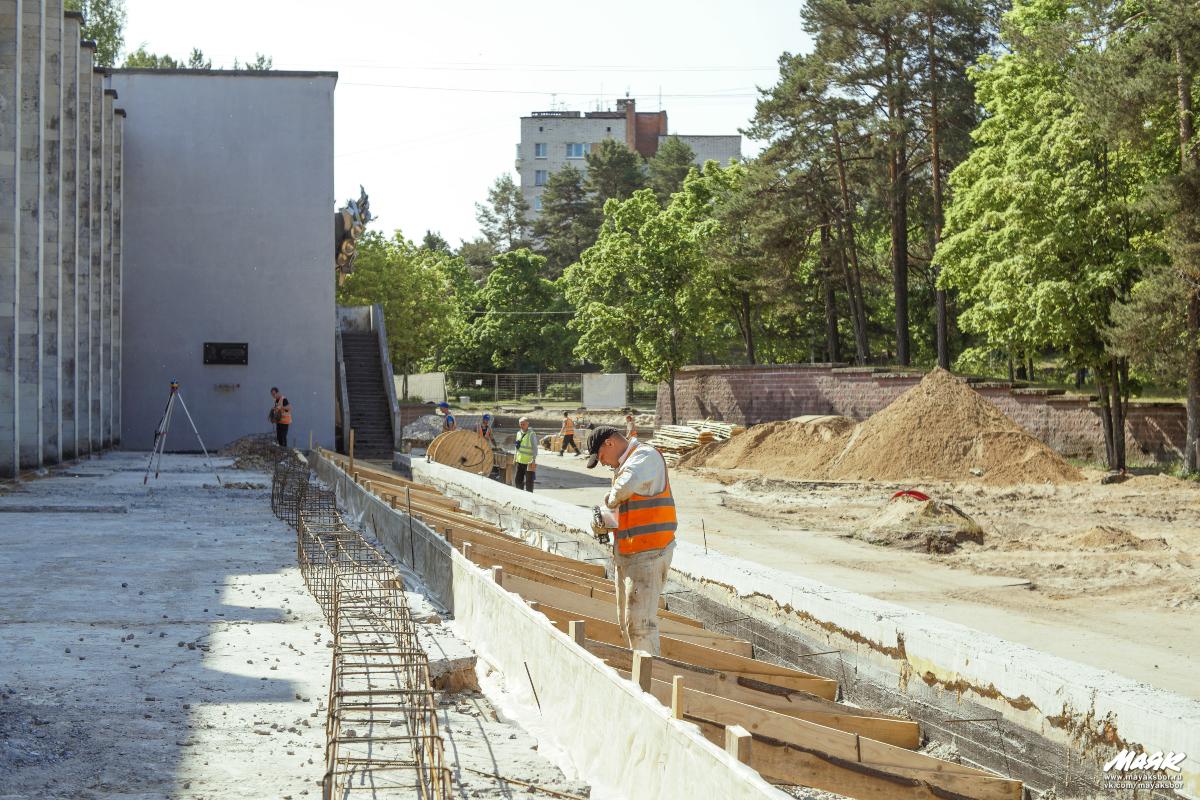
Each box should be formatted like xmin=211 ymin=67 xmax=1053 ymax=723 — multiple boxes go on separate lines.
xmin=318 ymin=450 xmax=1025 ymax=800
xmin=651 ymin=420 xmax=746 ymax=466
xmin=649 ymin=425 xmax=715 ymax=465
xmin=686 ymin=419 xmax=747 ymax=440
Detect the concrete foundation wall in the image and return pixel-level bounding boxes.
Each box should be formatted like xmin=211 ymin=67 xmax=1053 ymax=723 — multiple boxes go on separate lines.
xmin=404 ymin=455 xmax=1200 ymax=800
xmin=0 ymin=6 xmax=121 ymax=477
xmin=108 ymin=70 xmax=336 ymax=453
xmin=658 ymin=365 xmax=1188 ymax=464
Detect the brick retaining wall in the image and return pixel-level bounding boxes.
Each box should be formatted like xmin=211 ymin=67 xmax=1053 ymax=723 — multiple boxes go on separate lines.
xmin=656 ymin=365 xmax=1186 ymax=464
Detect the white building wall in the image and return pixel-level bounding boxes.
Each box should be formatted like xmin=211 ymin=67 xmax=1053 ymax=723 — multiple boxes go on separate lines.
xmin=517 ymin=114 xmax=625 ymax=217
xmin=662 ymin=134 xmax=742 ymax=167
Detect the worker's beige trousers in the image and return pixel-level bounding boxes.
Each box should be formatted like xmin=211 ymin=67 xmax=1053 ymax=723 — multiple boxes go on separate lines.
xmin=613 ymin=540 xmax=676 ymax=656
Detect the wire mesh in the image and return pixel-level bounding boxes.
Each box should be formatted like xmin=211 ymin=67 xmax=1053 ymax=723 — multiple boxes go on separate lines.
xmin=278 ymin=465 xmax=451 ymax=799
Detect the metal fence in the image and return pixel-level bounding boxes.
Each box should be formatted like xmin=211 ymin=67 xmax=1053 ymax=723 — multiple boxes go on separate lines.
xmin=446 ymin=372 xmax=583 ymax=404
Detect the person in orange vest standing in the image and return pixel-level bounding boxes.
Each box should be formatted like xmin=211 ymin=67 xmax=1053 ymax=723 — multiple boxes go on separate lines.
xmin=624 ymin=413 xmax=637 ymax=439
xmin=270 ymin=387 xmax=293 ymax=447
xmin=585 ymin=425 xmax=676 ymax=655
xmin=558 ymin=411 xmax=581 ymax=457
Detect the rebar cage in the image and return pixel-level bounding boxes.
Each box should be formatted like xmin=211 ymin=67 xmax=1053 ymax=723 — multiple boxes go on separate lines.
xmin=275 ymin=457 xmax=451 ymax=799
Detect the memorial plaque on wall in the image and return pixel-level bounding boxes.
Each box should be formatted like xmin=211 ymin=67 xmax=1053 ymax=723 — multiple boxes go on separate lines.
xmin=203 ymin=342 xmax=248 ymax=365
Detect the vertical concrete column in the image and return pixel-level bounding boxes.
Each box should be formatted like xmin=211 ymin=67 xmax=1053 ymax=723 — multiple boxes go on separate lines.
xmin=112 ymin=107 xmax=122 ymax=444
xmin=100 ymin=86 xmax=112 ymax=446
xmin=39 ymin=0 xmax=61 ymax=462
xmin=88 ymin=64 xmax=100 ymax=451
xmin=17 ymin=0 xmax=44 ymax=469
xmin=0 ymin=0 xmax=20 ymax=477
xmin=58 ymin=11 xmax=79 ymax=458
xmin=74 ymin=40 xmax=91 ymax=454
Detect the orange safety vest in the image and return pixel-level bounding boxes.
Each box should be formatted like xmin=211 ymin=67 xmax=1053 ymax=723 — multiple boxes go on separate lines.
xmin=562 ymin=417 xmax=575 ymax=435
xmin=626 ymin=421 xmax=637 ymax=439
xmin=276 ymin=398 xmax=292 ymax=425
xmin=614 ymin=449 xmax=676 ymax=556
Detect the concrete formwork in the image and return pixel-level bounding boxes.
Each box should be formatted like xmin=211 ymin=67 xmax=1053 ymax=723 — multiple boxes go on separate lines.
xmin=403 ymin=456 xmax=1200 ymax=800
xmin=0 ymin=10 xmax=121 ymax=478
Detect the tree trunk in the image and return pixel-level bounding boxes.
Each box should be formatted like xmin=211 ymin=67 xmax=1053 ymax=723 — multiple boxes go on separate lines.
xmin=402 ymin=369 xmax=409 ymax=401
xmin=1097 ymin=366 xmax=1116 ymax=468
xmin=737 ymin=290 xmax=757 ymax=366
xmin=821 ymin=222 xmax=840 ymax=363
xmin=668 ymin=371 xmax=678 ymax=426
xmin=928 ymin=5 xmax=949 ymax=369
xmin=831 ymin=122 xmax=871 ymax=364
xmin=1178 ymin=40 xmax=1199 ymax=472
xmin=1096 ymin=359 xmax=1129 ymax=471
xmin=886 ymin=34 xmax=911 ymax=366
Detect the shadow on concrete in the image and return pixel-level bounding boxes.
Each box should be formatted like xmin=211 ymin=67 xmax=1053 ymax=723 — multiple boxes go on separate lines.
xmin=0 ymin=453 xmax=327 ymax=798
xmin=524 ymin=462 xmax=610 ymax=491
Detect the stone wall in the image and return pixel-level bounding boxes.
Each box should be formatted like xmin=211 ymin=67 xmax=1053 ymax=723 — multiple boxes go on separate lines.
xmin=656 ymin=364 xmax=1187 ymax=464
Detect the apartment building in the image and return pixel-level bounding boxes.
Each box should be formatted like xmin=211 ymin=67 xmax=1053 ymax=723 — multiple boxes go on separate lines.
xmin=516 ymin=98 xmax=741 ymax=218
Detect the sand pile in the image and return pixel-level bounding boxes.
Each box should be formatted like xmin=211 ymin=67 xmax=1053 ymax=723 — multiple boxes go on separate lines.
xmin=1075 ymin=525 xmax=1167 ymax=551
xmin=860 ymin=495 xmax=984 ymax=553
xmin=219 ymin=434 xmax=287 ymax=471
xmin=680 ymin=369 xmax=1083 ymax=485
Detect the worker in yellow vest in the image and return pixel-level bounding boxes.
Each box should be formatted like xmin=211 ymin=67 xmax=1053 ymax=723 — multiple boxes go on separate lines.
xmin=585 ymin=425 xmax=676 ymax=655
xmin=558 ymin=411 xmax=580 ymax=456
xmin=513 ymin=417 xmax=537 ymax=492
xmin=270 ymin=387 xmax=293 ymax=447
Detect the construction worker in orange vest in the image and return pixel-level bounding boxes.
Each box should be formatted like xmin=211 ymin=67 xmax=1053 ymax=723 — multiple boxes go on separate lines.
xmin=558 ymin=411 xmax=580 ymax=456
xmin=270 ymin=387 xmax=292 ymax=447
xmin=585 ymin=425 xmax=676 ymax=655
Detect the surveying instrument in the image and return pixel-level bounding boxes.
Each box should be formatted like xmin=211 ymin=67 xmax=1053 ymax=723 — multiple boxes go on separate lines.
xmin=143 ymin=380 xmax=223 ymax=485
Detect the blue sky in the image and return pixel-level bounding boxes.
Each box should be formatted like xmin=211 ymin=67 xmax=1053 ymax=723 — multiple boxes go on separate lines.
xmin=123 ymin=0 xmax=812 ymax=244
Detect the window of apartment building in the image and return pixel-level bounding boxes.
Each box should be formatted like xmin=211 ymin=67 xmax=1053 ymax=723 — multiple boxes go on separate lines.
xmin=535 ymin=170 xmax=549 ymax=186
xmin=534 ymin=142 xmax=547 ymax=159
xmin=566 ymin=142 xmax=587 ymax=159
xmin=533 ymin=196 xmax=543 ymax=211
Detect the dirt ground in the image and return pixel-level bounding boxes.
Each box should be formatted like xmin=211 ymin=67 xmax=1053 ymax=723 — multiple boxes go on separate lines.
xmin=530 ymin=452 xmax=1200 ymax=700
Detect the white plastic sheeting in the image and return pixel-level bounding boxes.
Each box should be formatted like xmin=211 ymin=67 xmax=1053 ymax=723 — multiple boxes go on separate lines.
xmin=582 ymin=373 xmax=627 ymax=409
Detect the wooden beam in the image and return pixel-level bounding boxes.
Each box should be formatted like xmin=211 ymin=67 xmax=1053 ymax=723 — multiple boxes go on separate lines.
xmin=632 ymin=650 xmax=654 ymax=693
xmin=502 ymin=572 xmax=704 ymax=629
xmin=524 ymin=592 xmax=750 ymax=656
xmin=442 ymin=528 xmax=607 ymax=578
xmin=453 ymin=537 xmax=608 ymax=580
xmin=671 ymin=675 xmax=684 ymax=720
xmin=582 ymin=638 xmax=851 ymax=719
xmin=536 ymin=602 xmax=754 ymax=659
xmin=491 ymin=566 xmax=504 ymax=587
xmin=569 ymin=620 xmax=586 ymax=647
xmin=457 ymin=545 xmax=627 ymax=599
xmin=725 ymin=725 xmax=751 ymax=763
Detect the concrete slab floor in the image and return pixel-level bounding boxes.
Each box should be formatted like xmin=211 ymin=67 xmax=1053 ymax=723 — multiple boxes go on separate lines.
xmin=0 ymin=452 xmax=329 ymax=799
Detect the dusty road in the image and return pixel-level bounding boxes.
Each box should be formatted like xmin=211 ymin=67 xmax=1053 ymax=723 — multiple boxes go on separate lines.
xmin=529 ymin=450 xmax=1200 ymax=700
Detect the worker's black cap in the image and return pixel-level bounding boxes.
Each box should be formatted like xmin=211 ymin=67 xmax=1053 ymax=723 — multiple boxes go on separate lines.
xmin=585 ymin=426 xmax=619 ymax=469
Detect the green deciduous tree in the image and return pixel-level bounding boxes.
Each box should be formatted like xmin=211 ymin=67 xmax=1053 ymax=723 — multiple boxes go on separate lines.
xmin=936 ymin=3 xmax=1156 ymax=469
xmin=647 ymin=136 xmax=697 ymax=204
xmin=420 ymin=230 xmax=452 ymax=253
xmin=66 ymin=0 xmax=125 ymax=67
xmin=475 ymin=174 xmax=531 ymax=253
xmin=563 ymin=190 xmax=720 ymax=422
xmin=336 ymin=230 xmax=460 ymax=399
xmin=469 ymin=249 xmax=576 ymax=372
xmin=532 ymin=164 xmax=598 ymax=278
xmin=122 ymin=47 xmax=180 ymax=68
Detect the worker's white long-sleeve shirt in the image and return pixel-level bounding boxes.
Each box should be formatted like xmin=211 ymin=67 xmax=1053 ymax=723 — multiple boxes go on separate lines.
xmin=604 ymin=438 xmax=667 ymax=509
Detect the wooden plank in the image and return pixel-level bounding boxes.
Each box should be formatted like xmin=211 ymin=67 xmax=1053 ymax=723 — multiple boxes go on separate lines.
xmin=629 ymin=676 xmax=1019 ymax=800
xmin=323 ymin=455 xmax=446 ymax=497
xmin=458 ymin=546 xmax=669 ymax=608
xmin=536 ymin=602 xmax=754 ymax=659
xmin=454 ymin=537 xmax=609 ymax=580
xmin=502 ymin=572 xmax=704 ymax=629
xmin=510 ymin=581 xmax=748 ymax=653
xmin=585 ymin=638 xmax=845 ymax=715
xmin=442 ymin=528 xmax=608 ymax=577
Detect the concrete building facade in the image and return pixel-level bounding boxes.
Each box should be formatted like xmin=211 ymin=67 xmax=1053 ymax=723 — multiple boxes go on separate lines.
xmin=1 ymin=1 xmax=124 ymax=476
xmin=1 ymin=2 xmax=338 ymax=476
xmin=107 ymin=70 xmax=337 ymax=453
xmin=516 ymin=97 xmax=741 ymax=218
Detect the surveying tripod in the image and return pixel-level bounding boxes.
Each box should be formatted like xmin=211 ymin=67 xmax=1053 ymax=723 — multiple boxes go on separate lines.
xmin=143 ymin=380 xmax=223 ymax=485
